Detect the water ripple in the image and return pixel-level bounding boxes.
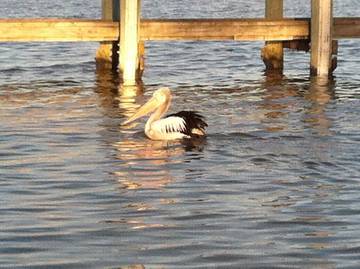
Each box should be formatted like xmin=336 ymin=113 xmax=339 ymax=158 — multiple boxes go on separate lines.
xmin=1 ymin=1 xmax=360 ymax=268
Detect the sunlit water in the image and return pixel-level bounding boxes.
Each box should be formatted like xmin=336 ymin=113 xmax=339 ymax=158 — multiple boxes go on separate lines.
xmin=1 ymin=1 xmax=360 ymax=268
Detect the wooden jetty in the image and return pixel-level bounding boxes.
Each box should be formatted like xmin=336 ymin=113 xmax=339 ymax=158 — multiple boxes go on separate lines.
xmin=0 ymin=0 xmax=359 ymax=85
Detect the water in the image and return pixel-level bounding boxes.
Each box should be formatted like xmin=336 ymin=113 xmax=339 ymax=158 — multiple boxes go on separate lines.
xmin=1 ymin=1 xmax=360 ymax=268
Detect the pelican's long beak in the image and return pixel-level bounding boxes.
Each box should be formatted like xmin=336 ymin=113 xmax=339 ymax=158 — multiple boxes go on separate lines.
xmin=122 ymin=96 xmax=158 ymax=125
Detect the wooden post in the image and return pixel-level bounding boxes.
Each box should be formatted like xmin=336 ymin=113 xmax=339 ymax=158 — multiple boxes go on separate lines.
xmin=120 ymin=0 xmax=142 ymax=86
xmin=96 ymin=0 xmax=119 ymax=70
xmin=310 ymin=0 xmax=333 ymax=77
xmin=261 ymin=0 xmax=284 ymax=73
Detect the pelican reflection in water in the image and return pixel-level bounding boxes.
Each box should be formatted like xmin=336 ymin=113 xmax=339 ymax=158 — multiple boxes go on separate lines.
xmin=123 ymin=87 xmax=207 ymax=140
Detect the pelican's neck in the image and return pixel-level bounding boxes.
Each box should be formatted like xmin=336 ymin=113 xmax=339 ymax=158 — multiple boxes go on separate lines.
xmin=145 ymin=96 xmax=171 ymax=132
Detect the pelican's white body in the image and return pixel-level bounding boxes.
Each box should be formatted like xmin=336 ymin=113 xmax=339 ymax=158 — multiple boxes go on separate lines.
xmin=146 ymin=116 xmax=189 ymax=140
xmin=123 ymin=87 xmax=206 ymax=141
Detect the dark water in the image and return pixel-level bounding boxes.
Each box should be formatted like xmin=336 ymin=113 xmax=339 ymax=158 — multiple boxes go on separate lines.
xmin=1 ymin=1 xmax=360 ymax=268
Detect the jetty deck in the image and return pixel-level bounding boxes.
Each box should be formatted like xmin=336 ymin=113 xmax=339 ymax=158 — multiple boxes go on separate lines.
xmin=0 ymin=18 xmax=358 ymax=42
xmin=0 ymin=0 xmax=359 ymax=85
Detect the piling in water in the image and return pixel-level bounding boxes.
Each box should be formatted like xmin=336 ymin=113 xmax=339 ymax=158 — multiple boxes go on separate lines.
xmin=0 ymin=0 xmax=359 ymax=84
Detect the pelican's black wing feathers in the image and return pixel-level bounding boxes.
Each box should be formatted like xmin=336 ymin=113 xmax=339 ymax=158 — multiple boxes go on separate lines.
xmin=165 ymin=111 xmax=207 ymax=136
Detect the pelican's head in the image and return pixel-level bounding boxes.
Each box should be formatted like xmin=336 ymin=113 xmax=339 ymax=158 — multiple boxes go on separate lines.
xmin=122 ymin=87 xmax=172 ymax=125
xmin=152 ymin=87 xmax=171 ymax=103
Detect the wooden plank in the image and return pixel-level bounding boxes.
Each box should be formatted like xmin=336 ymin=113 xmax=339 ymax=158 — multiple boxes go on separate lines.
xmin=0 ymin=18 xmax=359 ymax=42
xmin=120 ymin=0 xmax=141 ymax=86
xmin=0 ymin=19 xmax=118 ymax=42
xmin=334 ymin=18 xmax=360 ymax=39
xmin=144 ymin=18 xmax=359 ymax=40
xmin=310 ymin=0 xmax=333 ymax=77
xmin=262 ymin=0 xmax=284 ymax=71
xmin=140 ymin=19 xmax=309 ymax=41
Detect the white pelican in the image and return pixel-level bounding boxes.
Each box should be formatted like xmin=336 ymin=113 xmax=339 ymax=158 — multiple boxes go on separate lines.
xmin=123 ymin=87 xmax=207 ymax=140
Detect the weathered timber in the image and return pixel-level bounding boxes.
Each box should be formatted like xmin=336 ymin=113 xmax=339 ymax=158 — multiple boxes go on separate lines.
xmin=96 ymin=0 xmax=120 ymax=70
xmin=140 ymin=19 xmax=309 ymax=41
xmin=311 ymin=0 xmax=333 ymax=77
xmin=0 ymin=19 xmax=118 ymax=42
xmin=137 ymin=40 xmax=145 ymax=80
xmin=334 ymin=18 xmax=360 ymax=39
xmin=120 ymin=0 xmax=141 ymax=86
xmin=262 ymin=0 xmax=284 ymax=72
xmin=0 ymin=18 xmax=359 ymax=42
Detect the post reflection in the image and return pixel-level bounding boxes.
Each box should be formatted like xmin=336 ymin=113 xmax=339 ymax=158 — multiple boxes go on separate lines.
xmin=258 ymin=73 xmax=335 ymax=137
xmin=256 ymin=74 xmax=338 ymax=267
xmin=303 ymin=77 xmax=335 ymax=136
xmin=118 ymin=84 xmax=145 ymax=122
xmin=300 ymin=78 xmax=337 ymax=259
xmin=113 ymin=138 xmax=183 ymax=190
xmin=94 ymin=68 xmax=120 ymax=117
xmin=259 ymin=73 xmax=300 ymax=132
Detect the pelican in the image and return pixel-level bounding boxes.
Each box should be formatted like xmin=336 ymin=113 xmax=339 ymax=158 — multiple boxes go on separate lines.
xmin=123 ymin=87 xmax=207 ymax=140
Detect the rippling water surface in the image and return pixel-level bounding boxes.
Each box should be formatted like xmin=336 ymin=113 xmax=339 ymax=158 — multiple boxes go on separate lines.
xmin=1 ymin=1 xmax=360 ymax=268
